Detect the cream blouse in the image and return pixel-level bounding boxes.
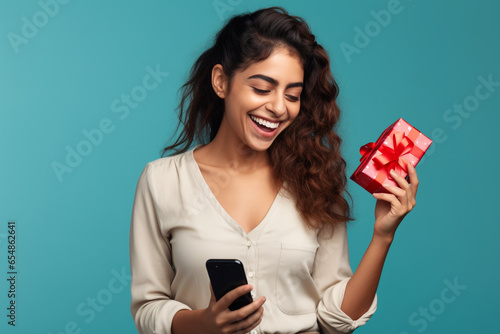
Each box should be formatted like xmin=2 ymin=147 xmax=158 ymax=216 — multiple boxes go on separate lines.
xmin=129 ymin=148 xmax=377 ymax=334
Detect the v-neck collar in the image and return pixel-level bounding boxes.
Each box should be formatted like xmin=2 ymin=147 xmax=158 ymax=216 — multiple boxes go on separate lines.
xmin=186 ymin=145 xmax=282 ymax=238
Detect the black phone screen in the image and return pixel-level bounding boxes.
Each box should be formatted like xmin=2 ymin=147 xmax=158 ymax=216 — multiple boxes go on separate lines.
xmin=206 ymin=259 xmax=253 ymax=311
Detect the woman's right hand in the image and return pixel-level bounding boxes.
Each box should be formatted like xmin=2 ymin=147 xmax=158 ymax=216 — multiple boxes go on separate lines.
xmin=201 ymin=284 xmax=266 ymax=334
xmin=172 ymin=284 xmax=265 ymax=334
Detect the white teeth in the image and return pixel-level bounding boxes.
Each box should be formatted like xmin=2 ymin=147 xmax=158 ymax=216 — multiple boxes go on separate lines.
xmin=250 ymin=115 xmax=280 ymax=129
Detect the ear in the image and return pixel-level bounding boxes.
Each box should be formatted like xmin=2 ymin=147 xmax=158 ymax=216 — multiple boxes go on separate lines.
xmin=211 ymin=64 xmax=228 ymax=98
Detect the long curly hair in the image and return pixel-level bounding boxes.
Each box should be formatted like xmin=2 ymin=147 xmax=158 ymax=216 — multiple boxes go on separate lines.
xmin=162 ymin=7 xmax=352 ymax=230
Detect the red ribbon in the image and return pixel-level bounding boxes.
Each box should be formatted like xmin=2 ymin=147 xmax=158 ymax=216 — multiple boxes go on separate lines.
xmin=359 ymin=132 xmax=414 ymax=174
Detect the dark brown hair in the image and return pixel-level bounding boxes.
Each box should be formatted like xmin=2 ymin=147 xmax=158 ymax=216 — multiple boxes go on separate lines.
xmin=162 ymin=7 xmax=352 ymax=230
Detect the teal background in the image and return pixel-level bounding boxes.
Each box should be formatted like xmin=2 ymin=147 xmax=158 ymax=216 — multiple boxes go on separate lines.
xmin=1 ymin=0 xmax=499 ymax=333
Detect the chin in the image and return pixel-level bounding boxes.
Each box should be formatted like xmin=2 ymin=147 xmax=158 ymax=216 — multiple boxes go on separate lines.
xmin=244 ymin=136 xmax=280 ymax=153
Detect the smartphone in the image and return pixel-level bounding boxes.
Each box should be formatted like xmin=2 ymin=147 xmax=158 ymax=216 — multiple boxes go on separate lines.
xmin=206 ymin=259 xmax=253 ymax=311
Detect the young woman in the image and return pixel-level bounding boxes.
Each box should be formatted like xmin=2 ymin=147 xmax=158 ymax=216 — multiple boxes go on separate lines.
xmin=129 ymin=7 xmax=418 ymax=334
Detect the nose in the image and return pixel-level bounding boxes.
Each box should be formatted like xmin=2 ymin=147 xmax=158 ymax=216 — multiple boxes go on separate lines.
xmin=266 ymin=93 xmax=286 ymax=118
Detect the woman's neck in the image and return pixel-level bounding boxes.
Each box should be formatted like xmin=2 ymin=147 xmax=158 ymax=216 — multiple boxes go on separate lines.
xmin=195 ymin=135 xmax=271 ymax=174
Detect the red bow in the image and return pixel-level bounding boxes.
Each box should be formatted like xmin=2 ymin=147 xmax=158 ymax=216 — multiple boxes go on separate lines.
xmin=359 ymin=132 xmax=414 ymax=174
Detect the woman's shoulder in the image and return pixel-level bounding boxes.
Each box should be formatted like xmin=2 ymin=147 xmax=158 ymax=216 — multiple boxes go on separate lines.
xmin=140 ymin=148 xmax=196 ymax=180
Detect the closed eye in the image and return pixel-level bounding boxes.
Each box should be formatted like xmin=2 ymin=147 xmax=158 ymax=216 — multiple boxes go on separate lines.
xmin=286 ymin=94 xmax=300 ymax=102
xmin=252 ymin=87 xmax=270 ymax=94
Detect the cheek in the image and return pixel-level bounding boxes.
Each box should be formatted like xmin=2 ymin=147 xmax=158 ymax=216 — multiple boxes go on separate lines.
xmin=245 ymin=94 xmax=268 ymax=107
xmin=289 ymin=105 xmax=301 ymax=122
xmin=225 ymin=92 xmax=264 ymax=113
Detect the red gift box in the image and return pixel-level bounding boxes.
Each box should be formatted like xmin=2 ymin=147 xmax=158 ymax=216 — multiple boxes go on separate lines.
xmin=350 ymin=118 xmax=432 ymax=194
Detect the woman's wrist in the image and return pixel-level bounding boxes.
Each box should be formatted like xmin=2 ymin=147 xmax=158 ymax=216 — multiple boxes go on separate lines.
xmin=172 ymin=309 xmax=207 ymax=334
xmin=371 ymin=230 xmax=395 ymax=247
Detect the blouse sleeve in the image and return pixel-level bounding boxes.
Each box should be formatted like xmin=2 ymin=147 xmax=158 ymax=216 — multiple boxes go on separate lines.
xmin=129 ymin=163 xmax=191 ymax=334
xmin=313 ymin=222 xmax=377 ymax=334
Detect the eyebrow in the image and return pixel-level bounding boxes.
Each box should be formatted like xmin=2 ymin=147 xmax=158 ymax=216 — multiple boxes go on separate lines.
xmin=247 ymin=74 xmax=303 ymax=89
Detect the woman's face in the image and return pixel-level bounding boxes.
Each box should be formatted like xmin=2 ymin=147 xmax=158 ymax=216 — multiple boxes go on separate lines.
xmin=218 ymin=47 xmax=304 ymax=152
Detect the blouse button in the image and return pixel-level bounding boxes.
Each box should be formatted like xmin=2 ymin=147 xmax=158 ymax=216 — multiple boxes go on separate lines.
xmin=248 ymin=271 xmax=255 ymax=278
xmin=246 ymin=240 xmax=252 ymax=247
xmin=250 ymin=330 xmax=257 ymax=334
xmin=251 ymin=291 xmax=256 ymax=299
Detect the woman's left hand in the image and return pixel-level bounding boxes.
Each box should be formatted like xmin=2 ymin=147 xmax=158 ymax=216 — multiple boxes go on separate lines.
xmin=372 ymin=162 xmax=419 ymax=242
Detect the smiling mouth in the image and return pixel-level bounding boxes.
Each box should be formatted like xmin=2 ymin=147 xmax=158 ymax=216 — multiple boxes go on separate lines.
xmin=249 ymin=115 xmax=280 ymax=132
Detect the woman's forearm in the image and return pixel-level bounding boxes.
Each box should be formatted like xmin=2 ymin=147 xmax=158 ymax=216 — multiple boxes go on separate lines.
xmin=340 ymin=234 xmax=393 ymax=320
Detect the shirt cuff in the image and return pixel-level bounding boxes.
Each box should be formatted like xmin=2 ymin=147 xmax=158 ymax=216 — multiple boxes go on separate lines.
xmin=317 ymin=277 xmax=378 ymax=334
xmin=134 ymin=300 xmax=192 ymax=334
